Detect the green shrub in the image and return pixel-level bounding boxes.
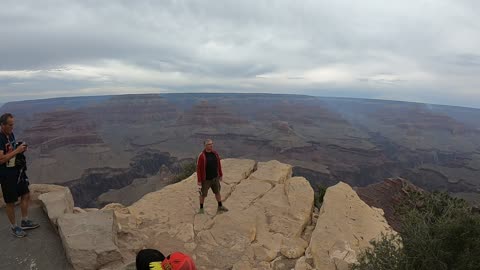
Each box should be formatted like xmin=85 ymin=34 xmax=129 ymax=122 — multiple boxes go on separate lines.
xmin=314 ymin=183 xmax=327 ymax=208
xmin=351 ymin=191 xmax=480 ymax=270
xmin=350 ymin=234 xmax=404 ymax=270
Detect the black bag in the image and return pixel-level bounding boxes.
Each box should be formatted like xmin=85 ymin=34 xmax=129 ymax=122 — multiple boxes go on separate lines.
xmin=15 ymin=152 xmax=29 ymax=184
xmin=15 ymin=152 xmax=27 ymax=170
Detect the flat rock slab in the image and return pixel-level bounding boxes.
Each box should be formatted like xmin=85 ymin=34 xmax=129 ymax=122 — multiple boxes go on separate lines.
xmin=0 ymin=203 xmax=72 ymax=270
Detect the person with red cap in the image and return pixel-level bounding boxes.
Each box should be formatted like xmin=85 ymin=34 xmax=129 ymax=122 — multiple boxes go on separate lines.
xmin=136 ymin=249 xmax=197 ymax=270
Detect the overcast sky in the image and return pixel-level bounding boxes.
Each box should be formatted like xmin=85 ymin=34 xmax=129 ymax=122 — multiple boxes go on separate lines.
xmin=1 ymin=0 xmax=479 ymax=108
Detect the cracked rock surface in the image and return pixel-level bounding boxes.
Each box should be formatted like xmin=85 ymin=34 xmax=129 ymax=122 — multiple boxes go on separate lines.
xmin=106 ymin=159 xmax=395 ymax=270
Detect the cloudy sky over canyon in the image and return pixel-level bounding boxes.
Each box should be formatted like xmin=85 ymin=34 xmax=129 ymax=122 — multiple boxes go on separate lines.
xmin=1 ymin=0 xmax=479 ymax=107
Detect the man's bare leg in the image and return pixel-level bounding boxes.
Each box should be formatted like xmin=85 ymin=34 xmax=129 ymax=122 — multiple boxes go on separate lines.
xmin=18 ymin=193 xmax=39 ymax=230
xmin=20 ymin=193 xmax=30 ymax=220
xmin=5 ymin=203 xmax=16 ymax=226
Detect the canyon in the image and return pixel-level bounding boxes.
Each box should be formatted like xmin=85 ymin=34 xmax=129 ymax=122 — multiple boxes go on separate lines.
xmin=2 ymin=93 xmax=479 ymax=207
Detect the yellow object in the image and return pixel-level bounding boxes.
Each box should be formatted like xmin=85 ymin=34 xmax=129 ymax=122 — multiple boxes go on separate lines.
xmin=149 ymin=262 xmax=163 ymax=270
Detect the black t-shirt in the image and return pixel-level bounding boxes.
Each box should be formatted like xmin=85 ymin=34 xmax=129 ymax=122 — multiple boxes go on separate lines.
xmin=205 ymin=151 xmax=218 ymax=180
xmin=0 ymin=132 xmax=17 ymax=173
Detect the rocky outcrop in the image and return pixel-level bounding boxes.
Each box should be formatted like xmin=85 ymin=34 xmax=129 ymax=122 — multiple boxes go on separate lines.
xmin=18 ymin=159 xmax=399 ymax=270
xmin=38 ymin=188 xmax=74 ymax=226
xmin=308 ymin=182 xmax=397 ymax=270
xmin=58 ymin=210 xmax=122 ymax=270
xmin=103 ymin=159 xmax=316 ymax=269
xmin=94 ymin=158 xmax=400 ymax=270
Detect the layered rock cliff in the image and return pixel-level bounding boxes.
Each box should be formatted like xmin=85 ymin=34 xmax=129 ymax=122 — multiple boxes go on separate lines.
xmin=7 ymin=94 xmax=480 ymax=206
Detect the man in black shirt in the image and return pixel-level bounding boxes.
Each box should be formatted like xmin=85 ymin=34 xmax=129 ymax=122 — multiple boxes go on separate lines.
xmin=0 ymin=113 xmax=39 ymax=237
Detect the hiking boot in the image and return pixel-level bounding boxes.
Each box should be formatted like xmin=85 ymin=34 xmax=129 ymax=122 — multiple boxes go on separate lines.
xmin=217 ymin=205 xmax=229 ymax=212
xmin=11 ymin=226 xmax=27 ymax=238
xmin=198 ymin=208 xmax=205 ymax=214
xmin=21 ymin=219 xmax=40 ymax=230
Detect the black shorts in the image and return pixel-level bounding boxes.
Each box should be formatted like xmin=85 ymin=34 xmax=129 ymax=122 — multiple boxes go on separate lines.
xmin=1 ymin=171 xmax=30 ymax=204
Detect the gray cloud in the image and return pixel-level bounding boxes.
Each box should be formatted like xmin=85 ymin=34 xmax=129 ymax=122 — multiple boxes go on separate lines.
xmin=0 ymin=0 xmax=479 ymax=107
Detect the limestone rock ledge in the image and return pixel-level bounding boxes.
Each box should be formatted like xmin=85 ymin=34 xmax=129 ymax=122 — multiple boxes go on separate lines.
xmin=20 ymin=160 xmax=398 ymax=270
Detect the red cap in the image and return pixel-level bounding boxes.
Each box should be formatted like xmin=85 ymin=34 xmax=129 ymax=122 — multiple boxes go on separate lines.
xmin=162 ymin=252 xmax=197 ymax=270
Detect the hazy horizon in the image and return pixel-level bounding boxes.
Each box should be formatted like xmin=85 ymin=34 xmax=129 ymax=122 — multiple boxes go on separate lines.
xmin=1 ymin=1 xmax=479 ymax=108
xmin=2 ymin=92 xmax=480 ymax=111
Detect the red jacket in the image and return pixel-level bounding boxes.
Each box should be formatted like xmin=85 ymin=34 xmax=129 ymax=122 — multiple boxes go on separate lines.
xmin=196 ymin=150 xmax=222 ymax=184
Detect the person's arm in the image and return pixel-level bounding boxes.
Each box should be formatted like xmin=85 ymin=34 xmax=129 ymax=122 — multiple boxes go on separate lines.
xmin=0 ymin=143 xmax=27 ymax=165
xmin=196 ymin=153 xmax=203 ymax=185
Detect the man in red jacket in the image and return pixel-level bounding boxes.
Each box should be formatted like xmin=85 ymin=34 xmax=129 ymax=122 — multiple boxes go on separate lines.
xmin=196 ymin=139 xmax=228 ymax=214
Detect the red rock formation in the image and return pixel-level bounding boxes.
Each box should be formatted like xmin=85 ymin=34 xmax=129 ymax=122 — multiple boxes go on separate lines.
xmin=176 ymin=100 xmax=248 ymax=126
xmin=255 ymin=100 xmax=348 ymax=125
xmin=88 ymin=95 xmax=179 ymax=123
xmin=22 ymin=110 xmax=103 ymax=153
xmin=372 ymin=104 xmax=476 ymax=135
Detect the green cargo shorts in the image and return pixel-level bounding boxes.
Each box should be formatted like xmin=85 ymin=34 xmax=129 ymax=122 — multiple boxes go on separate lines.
xmin=201 ymin=177 xmax=221 ymax=197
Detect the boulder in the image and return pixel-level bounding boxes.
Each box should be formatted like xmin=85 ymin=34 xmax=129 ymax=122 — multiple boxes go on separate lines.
xmin=38 ymin=188 xmax=74 ymax=226
xmin=280 ymin=237 xmax=309 ymax=259
xmin=308 ymin=182 xmax=397 ymax=270
xmin=30 ymin=184 xmax=69 ymax=201
xmin=58 ymin=210 xmax=122 ymax=270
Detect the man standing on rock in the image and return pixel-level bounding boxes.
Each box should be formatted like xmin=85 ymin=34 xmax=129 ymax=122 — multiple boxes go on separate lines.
xmin=196 ymin=139 xmax=228 ymax=214
xmin=0 ymin=113 xmax=39 ymax=237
